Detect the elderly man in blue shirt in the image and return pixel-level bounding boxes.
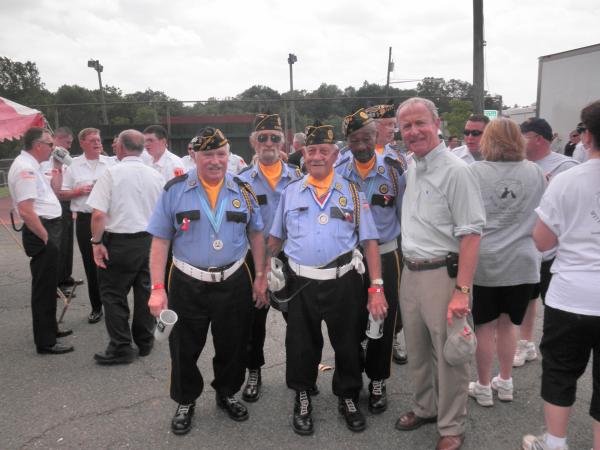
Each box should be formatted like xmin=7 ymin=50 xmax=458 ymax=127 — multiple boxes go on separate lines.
xmin=268 ymin=121 xmax=386 ymax=436
xmin=336 ymin=108 xmax=406 ymax=415
xmin=146 ymin=127 xmax=267 ymax=436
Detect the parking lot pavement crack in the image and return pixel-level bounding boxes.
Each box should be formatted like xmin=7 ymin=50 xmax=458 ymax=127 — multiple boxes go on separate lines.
xmin=18 ymin=394 xmax=164 ymax=449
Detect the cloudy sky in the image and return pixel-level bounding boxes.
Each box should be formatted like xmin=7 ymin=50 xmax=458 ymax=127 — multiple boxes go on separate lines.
xmin=1 ymin=0 xmax=598 ymax=107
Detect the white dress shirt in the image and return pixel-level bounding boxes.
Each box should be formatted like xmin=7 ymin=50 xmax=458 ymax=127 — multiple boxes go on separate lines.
xmin=61 ymin=154 xmax=116 ymax=212
xmin=141 ymin=149 xmax=184 ymax=182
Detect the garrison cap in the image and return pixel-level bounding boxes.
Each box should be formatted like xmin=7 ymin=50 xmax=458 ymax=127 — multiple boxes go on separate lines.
xmin=342 ymin=108 xmax=373 ymax=137
xmin=305 ymin=120 xmax=335 ymax=145
xmin=365 ymin=104 xmax=396 ymax=119
xmin=191 ymin=127 xmax=229 ymax=152
xmin=254 ymin=113 xmax=283 ymax=132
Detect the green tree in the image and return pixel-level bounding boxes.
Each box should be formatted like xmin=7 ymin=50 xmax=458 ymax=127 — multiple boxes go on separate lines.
xmin=442 ymin=99 xmax=474 ymax=137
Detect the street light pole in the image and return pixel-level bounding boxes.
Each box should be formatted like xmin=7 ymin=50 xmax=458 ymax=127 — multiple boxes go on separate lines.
xmin=288 ymin=53 xmax=297 ymax=134
xmin=87 ymin=59 xmax=109 ymax=125
xmin=473 ymin=0 xmax=485 ymax=114
xmin=385 ymin=46 xmax=394 ymax=96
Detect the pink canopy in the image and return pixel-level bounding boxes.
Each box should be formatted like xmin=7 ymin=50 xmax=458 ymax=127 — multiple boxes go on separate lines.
xmin=0 ymin=96 xmax=45 ymax=142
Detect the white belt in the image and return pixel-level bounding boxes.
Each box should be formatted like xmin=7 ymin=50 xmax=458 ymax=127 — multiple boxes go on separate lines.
xmin=173 ymin=255 xmax=246 ymax=283
xmin=378 ymin=239 xmax=398 ymax=254
xmin=288 ymin=260 xmax=354 ymax=281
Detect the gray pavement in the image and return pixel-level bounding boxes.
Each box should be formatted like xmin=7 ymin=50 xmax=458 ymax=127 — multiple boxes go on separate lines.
xmin=0 ymin=226 xmax=595 ymax=450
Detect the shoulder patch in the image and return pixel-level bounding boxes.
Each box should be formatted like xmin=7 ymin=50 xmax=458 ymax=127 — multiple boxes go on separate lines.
xmin=164 ymin=173 xmax=188 ymax=191
xmin=384 ymin=155 xmax=405 ymax=175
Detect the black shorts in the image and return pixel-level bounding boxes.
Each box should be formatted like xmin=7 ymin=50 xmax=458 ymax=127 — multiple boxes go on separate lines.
xmin=540 ymin=305 xmax=600 ymax=421
xmin=472 ymin=284 xmax=536 ymax=326
xmin=530 ymin=258 xmax=554 ymax=303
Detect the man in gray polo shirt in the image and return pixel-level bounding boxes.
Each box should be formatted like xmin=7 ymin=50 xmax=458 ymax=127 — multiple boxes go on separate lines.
xmin=394 ymin=98 xmax=485 ymax=450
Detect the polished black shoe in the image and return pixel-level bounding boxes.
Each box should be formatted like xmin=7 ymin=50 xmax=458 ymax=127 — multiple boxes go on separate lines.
xmin=338 ymin=397 xmax=366 ymax=432
xmin=242 ymin=369 xmax=262 ymax=402
xmin=308 ymin=384 xmax=320 ymax=396
xmin=138 ymin=342 xmax=154 ymax=357
xmin=56 ymin=328 xmax=73 ymax=338
xmin=94 ymin=350 xmax=135 ymax=365
xmin=37 ymin=343 xmax=74 ymax=355
xmin=292 ymin=390 xmax=313 ymax=435
xmin=368 ymin=379 xmax=387 ymax=414
xmin=216 ymin=393 xmax=248 ymax=421
xmin=88 ymin=310 xmax=103 ymax=324
xmin=171 ymin=402 xmax=195 ymax=435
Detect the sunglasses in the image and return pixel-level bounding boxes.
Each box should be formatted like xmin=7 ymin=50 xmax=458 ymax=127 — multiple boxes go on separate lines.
xmin=463 ymin=130 xmax=483 ymax=137
xmin=576 ymin=125 xmax=586 ymax=134
xmin=257 ymin=134 xmax=282 ymax=143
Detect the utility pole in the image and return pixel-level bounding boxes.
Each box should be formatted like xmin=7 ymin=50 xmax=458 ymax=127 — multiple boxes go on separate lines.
xmin=288 ymin=53 xmax=297 ymax=134
xmin=473 ymin=0 xmax=485 ymax=114
xmin=87 ymin=59 xmax=109 ymax=125
xmin=385 ymin=47 xmax=394 ymax=96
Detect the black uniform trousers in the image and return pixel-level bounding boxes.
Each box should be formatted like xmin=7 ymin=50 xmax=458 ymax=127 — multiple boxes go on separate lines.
xmin=57 ymin=201 xmax=74 ymax=286
xmin=75 ymin=213 xmax=102 ymax=312
xmin=286 ymin=268 xmax=365 ymax=398
xmin=168 ymin=263 xmax=254 ymax=404
xmin=97 ymin=232 xmax=154 ymax=355
xmin=364 ymin=249 xmax=401 ymax=380
xmin=22 ymin=218 xmax=61 ymax=348
xmin=244 ymin=252 xmax=268 ymax=370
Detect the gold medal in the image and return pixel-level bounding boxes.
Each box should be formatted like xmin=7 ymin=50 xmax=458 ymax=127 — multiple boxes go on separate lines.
xmin=213 ymin=239 xmax=224 ymax=251
xmin=318 ymin=213 xmax=329 ymax=225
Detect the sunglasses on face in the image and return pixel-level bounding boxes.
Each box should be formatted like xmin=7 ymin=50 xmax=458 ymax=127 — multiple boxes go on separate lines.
xmin=463 ymin=130 xmax=483 ymax=137
xmin=257 ymin=134 xmax=282 ymax=143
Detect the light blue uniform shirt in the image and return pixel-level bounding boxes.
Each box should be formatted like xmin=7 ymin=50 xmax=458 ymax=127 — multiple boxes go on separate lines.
xmin=147 ymin=170 xmax=263 ymax=268
xmin=237 ymin=161 xmax=302 ymax=240
xmin=336 ymin=152 xmax=405 ymax=243
xmin=270 ymin=172 xmax=379 ymax=266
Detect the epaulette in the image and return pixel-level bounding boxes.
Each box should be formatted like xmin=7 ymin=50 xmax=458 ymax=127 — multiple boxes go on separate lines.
xmin=334 ymin=156 xmax=351 ymax=169
xmin=237 ymin=164 xmax=253 ymax=176
xmin=384 ymin=155 xmax=405 ymax=175
xmin=164 ymin=173 xmax=188 ymax=191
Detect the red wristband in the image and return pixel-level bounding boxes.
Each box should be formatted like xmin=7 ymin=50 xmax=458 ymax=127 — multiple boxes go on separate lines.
xmin=368 ymin=287 xmax=384 ymax=294
xmin=151 ymin=283 xmax=165 ymax=290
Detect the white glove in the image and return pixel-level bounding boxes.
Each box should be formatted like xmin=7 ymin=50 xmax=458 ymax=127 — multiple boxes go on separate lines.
xmin=351 ymin=248 xmax=365 ymax=275
xmin=267 ymin=257 xmax=286 ymax=292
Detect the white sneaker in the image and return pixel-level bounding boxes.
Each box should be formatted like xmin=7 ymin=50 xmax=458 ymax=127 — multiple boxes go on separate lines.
xmin=522 ymin=433 xmax=568 ymax=450
xmin=514 ymin=340 xmax=538 ymax=367
xmin=491 ymin=375 xmax=514 ymax=401
xmin=468 ymin=381 xmax=493 ymax=406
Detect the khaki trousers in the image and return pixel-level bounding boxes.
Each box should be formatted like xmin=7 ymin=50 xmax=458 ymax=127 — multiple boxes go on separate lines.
xmin=400 ymin=266 xmax=469 ymax=436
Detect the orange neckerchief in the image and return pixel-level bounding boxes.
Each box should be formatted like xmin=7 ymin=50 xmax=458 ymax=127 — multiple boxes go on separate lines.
xmin=199 ymin=177 xmax=224 ymax=210
xmin=375 ymin=144 xmax=385 ymax=155
xmin=259 ymin=160 xmax=282 ymax=191
xmin=307 ymin=170 xmax=334 ymax=199
xmin=354 ymin=155 xmax=376 ymax=180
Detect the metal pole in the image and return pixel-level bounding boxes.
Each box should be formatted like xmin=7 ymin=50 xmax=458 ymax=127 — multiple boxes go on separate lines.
xmin=96 ymin=67 xmax=109 ymax=125
xmin=289 ymin=62 xmax=295 ymax=134
xmin=473 ymin=0 xmax=485 ymax=114
xmin=386 ymin=46 xmax=392 ymax=96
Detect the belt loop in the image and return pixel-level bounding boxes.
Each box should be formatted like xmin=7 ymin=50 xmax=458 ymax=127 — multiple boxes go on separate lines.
xmin=336 ymin=266 xmax=340 ymax=278
xmin=211 ymin=273 xmax=216 ymax=282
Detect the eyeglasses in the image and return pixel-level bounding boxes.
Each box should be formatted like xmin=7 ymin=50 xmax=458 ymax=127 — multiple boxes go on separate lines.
xmin=39 ymin=141 xmax=54 ymax=147
xmin=463 ymin=130 xmax=483 ymax=137
xmin=257 ymin=134 xmax=282 ymax=143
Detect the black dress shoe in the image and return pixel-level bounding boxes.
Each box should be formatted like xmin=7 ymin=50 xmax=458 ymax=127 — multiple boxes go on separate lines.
xmin=308 ymin=384 xmax=320 ymax=396
xmin=292 ymin=390 xmax=313 ymax=435
xmin=171 ymin=402 xmax=195 ymax=435
xmin=338 ymin=397 xmax=366 ymax=432
xmin=37 ymin=343 xmax=74 ymax=355
xmin=56 ymin=329 xmax=73 ymax=338
xmin=138 ymin=342 xmax=154 ymax=357
xmin=216 ymin=393 xmax=248 ymax=421
xmin=88 ymin=310 xmax=103 ymax=324
xmin=368 ymin=379 xmax=387 ymax=414
xmin=242 ymin=369 xmax=261 ymax=402
xmin=94 ymin=350 xmax=135 ymax=365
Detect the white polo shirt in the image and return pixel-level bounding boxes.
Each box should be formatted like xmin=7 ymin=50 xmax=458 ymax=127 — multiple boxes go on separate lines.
xmin=141 ymin=149 xmax=184 ymax=182
xmin=61 ymin=154 xmax=116 ymax=213
xmin=86 ymin=156 xmax=164 ymax=233
xmin=8 ymin=150 xmax=61 ymax=219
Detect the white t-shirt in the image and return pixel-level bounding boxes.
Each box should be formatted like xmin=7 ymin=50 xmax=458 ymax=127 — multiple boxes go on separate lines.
xmin=572 ymin=142 xmax=589 ymax=163
xmin=181 ymin=155 xmax=195 ymax=171
xmin=535 ymin=158 xmax=600 ymax=316
xmin=451 ymin=145 xmax=479 ymax=165
xmin=141 ymin=149 xmax=184 ymax=182
xmin=61 ymin=154 xmax=116 ymax=213
xmin=86 ymin=156 xmax=164 ymax=233
xmin=8 ymin=151 xmax=61 ymax=219
xmin=227 ymin=153 xmax=247 ymax=174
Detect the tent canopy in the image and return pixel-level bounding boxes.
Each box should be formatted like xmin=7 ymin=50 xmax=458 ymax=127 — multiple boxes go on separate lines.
xmin=0 ymin=97 xmax=45 ymax=142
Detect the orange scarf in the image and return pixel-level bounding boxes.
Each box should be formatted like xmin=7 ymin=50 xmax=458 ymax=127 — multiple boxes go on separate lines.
xmin=199 ymin=177 xmax=224 ymax=210
xmin=375 ymin=144 xmax=385 ymax=155
xmin=307 ymin=170 xmax=334 ymax=199
xmin=354 ymin=155 xmax=376 ymax=180
xmin=259 ymin=161 xmax=282 ymax=191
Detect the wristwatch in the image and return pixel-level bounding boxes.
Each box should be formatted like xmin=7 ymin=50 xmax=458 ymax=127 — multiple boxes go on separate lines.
xmin=371 ymin=278 xmax=384 ymax=286
xmin=90 ymin=237 xmax=102 ymax=245
xmin=455 ymin=285 xmax=471 ymax=295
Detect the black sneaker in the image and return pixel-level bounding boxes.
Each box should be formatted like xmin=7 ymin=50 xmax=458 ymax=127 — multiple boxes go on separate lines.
xmin=368 ymin=379 xmax=387 ymax=414
xmin=338 ymin=397 xmax=366 ymax=432
xmin=292 ymin=390 xmax=313 ymax=435
xmin=242 ymin=369 xmax=261 ymax=402
xmin=171 ymin=402 xmax=195 ymax=435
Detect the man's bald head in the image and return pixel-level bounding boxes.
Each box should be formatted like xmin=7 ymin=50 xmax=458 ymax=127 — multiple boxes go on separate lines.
xmin=116 ymin=129 xmax=145 ymax=160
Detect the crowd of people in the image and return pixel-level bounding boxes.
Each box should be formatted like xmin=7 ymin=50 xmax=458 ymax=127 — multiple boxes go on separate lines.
xmin=7 ymin=97 xmax=600 ymax=450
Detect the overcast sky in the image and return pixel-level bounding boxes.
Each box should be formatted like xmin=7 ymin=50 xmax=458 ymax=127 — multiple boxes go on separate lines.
xmin=1 ymin=0 xmax=598 ymax=107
